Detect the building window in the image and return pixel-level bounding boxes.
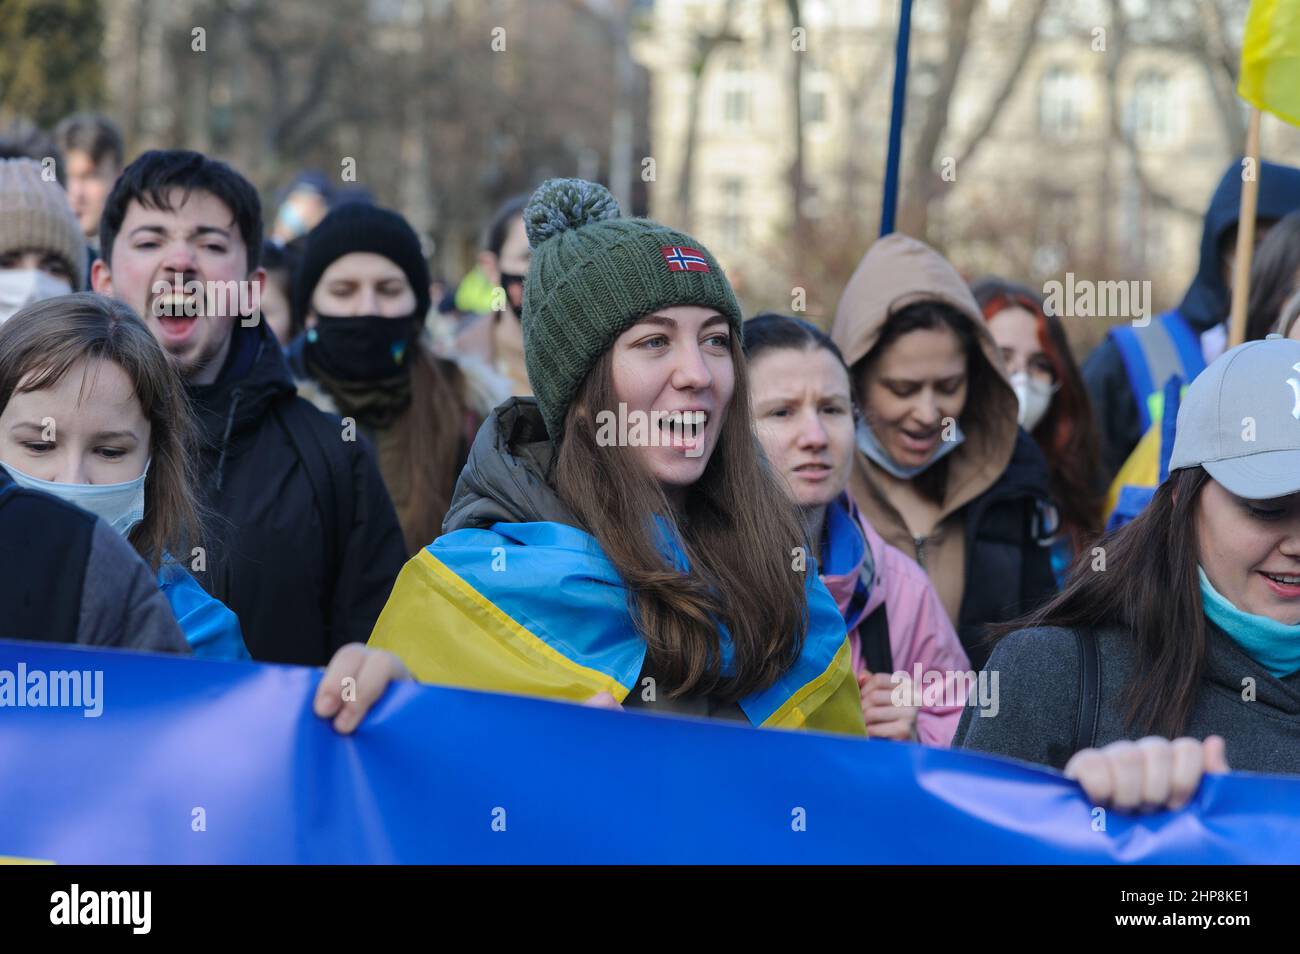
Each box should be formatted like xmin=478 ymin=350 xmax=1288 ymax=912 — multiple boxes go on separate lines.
xmin=720 ymin=177 xmax=746 ymax=248
xmin=1128 ymin=70 xmax=1176 ymax=146
xmin=804 ymin=86 xmax=827 ymax=124
xmin=803 ymin=63 xmax=828 ymax=125
xmin=721 ymin=58 xmax=751 ymax=127
xmin=1039 ymin=66 xmax=1084 ymax=142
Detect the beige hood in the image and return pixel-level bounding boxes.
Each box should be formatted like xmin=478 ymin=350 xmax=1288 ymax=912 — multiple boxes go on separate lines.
xmin=830 ymin=233 xmax=1020 ymax=520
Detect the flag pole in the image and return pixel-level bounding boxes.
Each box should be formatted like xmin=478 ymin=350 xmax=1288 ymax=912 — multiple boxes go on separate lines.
xmin=880 ymin=0 xmax=914 ymax=237
xmin=1228 ymin=107 xmax=1262 ymax=347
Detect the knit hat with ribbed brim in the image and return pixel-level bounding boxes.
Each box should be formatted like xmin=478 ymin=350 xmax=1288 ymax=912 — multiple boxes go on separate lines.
xmin=521 ymin=178 xmax=743 ymax=441
xmin=293 ymin=202 xmax=431 ymax=327
xmin=0 ymin=158 xmax=85 ymax=289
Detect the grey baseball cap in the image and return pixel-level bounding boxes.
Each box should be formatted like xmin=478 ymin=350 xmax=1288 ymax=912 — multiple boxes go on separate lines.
xmin=1170 ymin=335 xmax=1300 ymax=499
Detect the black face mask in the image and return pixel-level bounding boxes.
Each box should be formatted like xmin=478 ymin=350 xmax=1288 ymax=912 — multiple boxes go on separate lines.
xmin=304 ymin=313 xmax=422 ymax=382
xmin=500 ymin=272 xmax=525 ymax=320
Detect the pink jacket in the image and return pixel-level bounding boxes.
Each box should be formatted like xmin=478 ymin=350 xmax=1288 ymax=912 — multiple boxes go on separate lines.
xmin=819 ymin=496 xmax=971 ymax=746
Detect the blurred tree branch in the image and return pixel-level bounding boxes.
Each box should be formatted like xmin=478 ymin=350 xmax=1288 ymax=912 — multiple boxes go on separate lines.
xmin=675 ymin=0 xmax=741 ymax=231
xmin=1105 ymin=0 xmax=1203 ymax=221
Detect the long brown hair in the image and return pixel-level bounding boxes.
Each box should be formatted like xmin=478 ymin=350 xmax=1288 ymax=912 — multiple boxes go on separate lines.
xmin=0 ymin=292 xmax=203 ymax=571
xmin=972 ymin=277 xmax=1103 ymax=552
xmin=990 ymin=466 xmax=1211 ymax=737
xmin=553 ymin=334 xmax=811 ymax=702
xmin=390 ymin=342 xmax=471 ymax=552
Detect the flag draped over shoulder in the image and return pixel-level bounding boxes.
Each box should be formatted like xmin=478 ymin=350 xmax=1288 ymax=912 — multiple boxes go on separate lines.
xmin=1239 ymin=0 xmax=1300 ymax=126
xmin=368 ymin=521 xmax=866 ymax=735
xmin=1 ymin=639 xmax=1299 ymax=864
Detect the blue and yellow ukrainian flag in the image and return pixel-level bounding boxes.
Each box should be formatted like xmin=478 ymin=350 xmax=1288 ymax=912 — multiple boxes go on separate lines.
xmin=369 ymin=521 xmax=866 ymax=735
xmin=1239 ymin=0 xmax=1300 ymax=126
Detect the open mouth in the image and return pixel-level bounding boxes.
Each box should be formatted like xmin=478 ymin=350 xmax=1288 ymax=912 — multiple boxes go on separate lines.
xmin=1260 ymin=571 xmax=1300 ymax=598
xmin=898 ymin=427 xmax=940 ymax=453
xmin=154 ymin=300 xmax=201 ymax=341
xmin=657 ymin=409 xmax=708 ymax=450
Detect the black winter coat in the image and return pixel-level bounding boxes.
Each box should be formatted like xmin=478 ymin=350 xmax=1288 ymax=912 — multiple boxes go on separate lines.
xmin=956 ymin=429 xmax=1059 ymax=671
xmin=185 ymin=322 xmax=407 ymax=665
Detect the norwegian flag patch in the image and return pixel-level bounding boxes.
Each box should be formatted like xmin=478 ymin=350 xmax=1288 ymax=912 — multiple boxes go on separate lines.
xmin=661 ymin=246 xmax=710 ymax=272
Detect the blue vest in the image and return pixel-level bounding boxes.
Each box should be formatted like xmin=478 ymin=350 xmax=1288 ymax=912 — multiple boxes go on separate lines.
xmin=1108 ymin=308 xmax=1205 ymax=431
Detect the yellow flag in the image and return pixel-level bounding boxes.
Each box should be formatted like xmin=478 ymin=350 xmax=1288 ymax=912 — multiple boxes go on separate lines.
xmin=1239 ymin=0 xmax=1300 ymax=125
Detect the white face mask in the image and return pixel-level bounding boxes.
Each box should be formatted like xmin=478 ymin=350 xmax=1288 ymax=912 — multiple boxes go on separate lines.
xmin=1009 ymin=371 xmax=1055 ymax=432
xmin=0 ymin=269 xmax=73 ymax=324
xmin=0 ymin=460 xmax=148 ymax=536
xmin=855 ymin=417 xmax=966 ymax=479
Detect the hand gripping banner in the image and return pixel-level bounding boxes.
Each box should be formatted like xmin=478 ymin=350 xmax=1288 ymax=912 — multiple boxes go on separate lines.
xmin=0 ymin=639 xmax=1297 ymax=864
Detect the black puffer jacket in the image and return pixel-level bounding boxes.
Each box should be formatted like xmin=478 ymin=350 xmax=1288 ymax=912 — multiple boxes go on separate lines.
xmin=442 ymin=396 xmax=576 ymax=532
xmin=955 ymin=429 xmax=1058 ymax=670
xmin=185 ymin=321 xmax=407 ymax=664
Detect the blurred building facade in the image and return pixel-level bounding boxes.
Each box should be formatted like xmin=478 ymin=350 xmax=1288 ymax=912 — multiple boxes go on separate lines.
xmin=635 ymin=0 xmax=1300 ymax=350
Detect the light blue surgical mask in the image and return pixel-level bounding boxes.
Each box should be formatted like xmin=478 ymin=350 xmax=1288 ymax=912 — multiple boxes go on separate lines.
xmin=1 ymin=460 xmax=148 ymax=537
xmin=855 ymin=417 xmax=965 ymax=480
xmin=1198 ymin=565 xmax=1300 ymax=679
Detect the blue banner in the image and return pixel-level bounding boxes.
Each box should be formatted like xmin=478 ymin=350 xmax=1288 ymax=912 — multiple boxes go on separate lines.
xmin=0 ymin=639 xmax=1297 ymax=864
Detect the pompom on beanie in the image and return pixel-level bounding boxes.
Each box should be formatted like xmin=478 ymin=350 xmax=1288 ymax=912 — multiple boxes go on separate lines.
xmin=520 ymin=177 xmax=742 ymax=440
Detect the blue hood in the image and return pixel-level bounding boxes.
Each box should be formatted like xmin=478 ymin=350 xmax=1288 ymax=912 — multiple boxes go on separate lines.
xmin=1179 ymin=158 xmax=1300 ymax=331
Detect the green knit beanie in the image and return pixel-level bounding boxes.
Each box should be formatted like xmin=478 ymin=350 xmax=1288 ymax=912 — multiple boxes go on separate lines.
xmin=520 ymin=178 xmax=743 ymax=441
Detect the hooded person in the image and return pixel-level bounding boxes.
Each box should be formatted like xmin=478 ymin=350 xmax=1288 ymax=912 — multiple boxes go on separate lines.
xmin=287 ymin=202 xmax=506 ymax=554
xmin=0 ymin=158 xmax=84 ymax=321
xmin=1083 ymin=158 xmax=1300 ymax=483
xmin=312 ymin=178 xmax=868 ymax=736
xmin=830 ymin=234 xmax=1057 ymax=671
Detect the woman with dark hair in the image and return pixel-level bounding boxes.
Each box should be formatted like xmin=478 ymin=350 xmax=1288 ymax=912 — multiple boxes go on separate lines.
xmin=830 ymin=235 xmax=1057 ymax=670
xmin=313 ymin=179 xmax=865 ymax=735
xmin=289 ymin=203 xmax=504 ymax=554
xmin=956 ymin=336 xmax=1300 ymax=807
xmin=971 ymin=277 xmax=1103 ymax=584
xmin=453 ymin=193 xmax=533 ymax=395
xmin=745 ymin=312 xmax=972 ymax=744
xmin=0 ymin=293 xmax=246 ymax=659
xmin=1246 ymin=209 xmax=1300 ymax=342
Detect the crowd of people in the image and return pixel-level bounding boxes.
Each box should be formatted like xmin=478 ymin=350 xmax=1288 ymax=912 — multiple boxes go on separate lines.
xmin=5 ymin=112 xmax=1300 ymax=819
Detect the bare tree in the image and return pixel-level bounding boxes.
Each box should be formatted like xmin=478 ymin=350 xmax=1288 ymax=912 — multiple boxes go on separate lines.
xmin=565 ymin=0 xmax=640 ymax=214
xmin=675 ymin=0 xmax=741 ymax=231
xmin=896 ymin=0 xmax=977 ymax=238
xmin=1104 ymin=0 xmax=1204 ymax=221
xmin=948 ymin=0 xmax=1049 ymax=173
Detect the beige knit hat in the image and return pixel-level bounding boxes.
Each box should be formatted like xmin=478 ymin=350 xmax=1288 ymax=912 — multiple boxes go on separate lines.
xmin=0 ymin=158 xmax=85 ymax=289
